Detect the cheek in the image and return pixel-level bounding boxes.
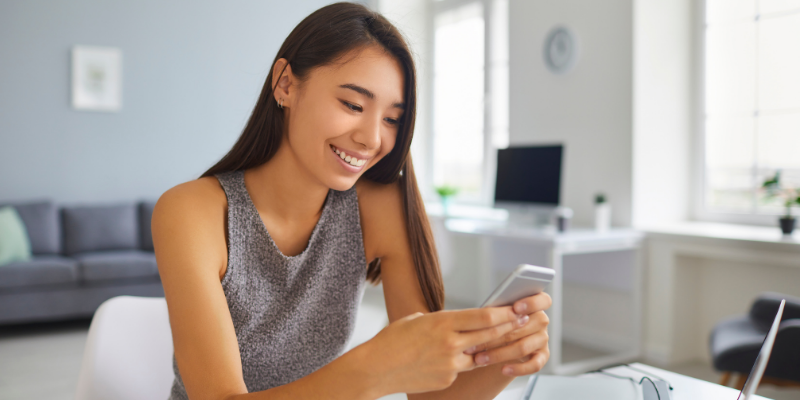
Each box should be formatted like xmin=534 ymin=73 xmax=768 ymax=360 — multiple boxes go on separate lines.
xmin=379 ymin=130 xmax=399 ymax=158
xmin=290 ymin=100 xmax=342 ymax=148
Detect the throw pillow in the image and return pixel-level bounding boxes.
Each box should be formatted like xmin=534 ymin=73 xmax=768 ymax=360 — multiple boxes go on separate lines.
xmin=0 ymin=206 xmax=32 ymax=266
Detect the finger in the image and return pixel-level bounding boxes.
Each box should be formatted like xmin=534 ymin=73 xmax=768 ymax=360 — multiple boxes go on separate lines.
xmin=473 ymin=330 xmax=548 ymax=367
xmin=501 ymin=347 xmax=550 ymax=376
xmin=453 ymin=353 xmax=479 ymax=372
xmin=513 ymin=292 xmax=553 ymax=315
xmin=458 ymin=314 xmax=528 ymax=350
xmin=447 ymin=307 xmax=519 ymax=331
xmin=466 ymin=311 xmax=549 ymax=354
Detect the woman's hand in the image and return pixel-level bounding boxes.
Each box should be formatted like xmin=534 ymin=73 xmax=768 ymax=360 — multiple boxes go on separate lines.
xmin=358 ymin=307 xmax=529 ymax=396
xmin=464 ymin=292 xmax=552 ymax=376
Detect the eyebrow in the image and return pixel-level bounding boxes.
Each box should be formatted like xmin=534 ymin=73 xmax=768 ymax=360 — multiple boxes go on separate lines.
xmin=339 ymin=83 xmax=405 ymax=110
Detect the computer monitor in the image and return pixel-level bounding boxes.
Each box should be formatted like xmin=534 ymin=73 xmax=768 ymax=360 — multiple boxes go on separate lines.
xmin=494 ymin=145 xmax=563 ymax=225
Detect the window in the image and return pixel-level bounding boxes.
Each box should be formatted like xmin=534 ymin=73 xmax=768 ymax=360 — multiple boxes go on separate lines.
xmin=703 ymin=0 xmax=800 ymax=218
xmin=431 ymin=0 xmax=508 ymax=204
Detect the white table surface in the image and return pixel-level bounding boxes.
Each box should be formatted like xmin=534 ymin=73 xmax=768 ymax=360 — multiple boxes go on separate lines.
xmin=492 ymin=363 xmax=772 ymax=400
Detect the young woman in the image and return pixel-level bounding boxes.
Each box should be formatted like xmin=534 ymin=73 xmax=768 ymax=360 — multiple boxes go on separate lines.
xmin=152 ymin=3 xmax=551 ymax=399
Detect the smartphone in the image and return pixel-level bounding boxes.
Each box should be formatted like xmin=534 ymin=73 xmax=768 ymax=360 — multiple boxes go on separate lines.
xmin=480 ymin=264 xmax=555 ymax=308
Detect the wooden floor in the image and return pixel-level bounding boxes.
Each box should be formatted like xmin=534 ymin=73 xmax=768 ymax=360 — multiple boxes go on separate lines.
xmin=1 ymin=295 xmax=798 ymax=400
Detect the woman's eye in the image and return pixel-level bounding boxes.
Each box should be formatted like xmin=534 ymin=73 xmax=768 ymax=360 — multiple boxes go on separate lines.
xmin=341 ymin=101 xmax=362 ymax=112
xmin=385 ymin=117 xmax=399 ymax=125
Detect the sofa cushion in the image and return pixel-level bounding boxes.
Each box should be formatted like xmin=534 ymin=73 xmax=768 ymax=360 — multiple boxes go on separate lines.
xmin=0 ymin=206 xmax=32 ymax=266
xmin=75 ymin=250 xmax=158 ymax=282
xmin=139 ymin=201 xmax=157 ymax=251
xmin=0 ymin=201 xmax=60 ymax=255
xmin=62 ymin=204 xmax=138 ymax=255
xmin=0 ymin=256 xmax=79 ymax=289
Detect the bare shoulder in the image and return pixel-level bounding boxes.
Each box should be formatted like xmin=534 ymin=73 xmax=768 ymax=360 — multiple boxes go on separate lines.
xmin=152 ymin=176 xmax=228 ymax=279
xmin=151 ymin=177 xmax=248 ymax=398
xmin=153 ymin=177 xmax=227 ymax=239
xmin=355 ymin=179 xmax=407 ymax=263
xmin=155 ymin=176 xmax=226 ymax=214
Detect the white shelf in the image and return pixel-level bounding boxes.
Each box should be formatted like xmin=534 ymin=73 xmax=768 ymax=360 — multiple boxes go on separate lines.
xmin=643 ymin=221 xmax=800 ymax=247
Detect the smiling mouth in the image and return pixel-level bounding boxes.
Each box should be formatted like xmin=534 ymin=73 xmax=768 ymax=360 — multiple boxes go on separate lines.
xmin=330 ymin=144 xmax=367 ymax=167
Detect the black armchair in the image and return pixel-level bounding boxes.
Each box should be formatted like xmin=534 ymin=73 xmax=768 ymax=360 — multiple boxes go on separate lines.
xmin=709 ymin=292 xmax=800 ymax=389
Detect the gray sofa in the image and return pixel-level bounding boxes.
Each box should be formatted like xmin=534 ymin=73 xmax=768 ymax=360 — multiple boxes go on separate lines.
xmin=0 ymin=200 xmax=164 ymax=325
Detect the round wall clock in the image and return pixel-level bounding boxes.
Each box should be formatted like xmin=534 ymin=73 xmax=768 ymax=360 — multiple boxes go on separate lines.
xmin=543 ymin=26 xmax=578 ymax=74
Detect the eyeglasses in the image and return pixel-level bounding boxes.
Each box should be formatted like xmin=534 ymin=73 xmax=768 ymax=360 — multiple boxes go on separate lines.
xmin=589 ymin=364 xmax=673 ymax=400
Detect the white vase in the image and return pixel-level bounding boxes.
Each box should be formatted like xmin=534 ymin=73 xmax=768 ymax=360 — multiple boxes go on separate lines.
xmin=595 ymin=203 xmax=611 ymax=233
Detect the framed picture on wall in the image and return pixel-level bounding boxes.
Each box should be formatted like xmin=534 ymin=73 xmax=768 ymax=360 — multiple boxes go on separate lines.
xmin=71 ymin=46 xmax=122 ymax=112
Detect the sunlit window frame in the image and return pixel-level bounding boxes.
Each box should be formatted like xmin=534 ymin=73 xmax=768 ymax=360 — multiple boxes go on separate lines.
xmin=427 ymin=0 xmax=508 ymax=206
xmin=693 ymin=0 xmax=798 ymax=227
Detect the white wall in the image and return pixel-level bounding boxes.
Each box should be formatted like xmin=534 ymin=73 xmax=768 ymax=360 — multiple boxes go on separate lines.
xmin=508 ymin=0 xmax=634 ymax=227
xmin=0 ymin=0 xmax=333 ymax=204
xmin=631 ymin=0 xmax=694 ymax=227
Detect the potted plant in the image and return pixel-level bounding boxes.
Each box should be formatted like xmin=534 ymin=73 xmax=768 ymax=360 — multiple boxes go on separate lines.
xmin=594 ymin=193 xmax=611 ymax=232
xmin=435 ymin=185 xmax=459 ymax=216
xmin=761 ymin=171 xmax=800 ymax=235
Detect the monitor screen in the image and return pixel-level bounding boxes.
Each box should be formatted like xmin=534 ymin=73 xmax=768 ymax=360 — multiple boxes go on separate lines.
xmin=494 ymin=145 xmax=563 ymax=205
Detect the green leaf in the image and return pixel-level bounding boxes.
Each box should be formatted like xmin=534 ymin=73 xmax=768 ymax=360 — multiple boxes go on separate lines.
xmin=762 ymin=170 xmax=780 ymax=188
xmin=435 ymin=185 xmax=459 ymax=198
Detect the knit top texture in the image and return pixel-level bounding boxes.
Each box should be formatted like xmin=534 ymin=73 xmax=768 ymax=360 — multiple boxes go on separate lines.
xmin=168 ymin=170 xmax=368 ymax=399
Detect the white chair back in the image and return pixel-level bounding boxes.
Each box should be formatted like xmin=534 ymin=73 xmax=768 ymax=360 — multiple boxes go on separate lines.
xmin=346 ymin=302 xmax=389 ymax=352
xmin=75 ymin=296 xmax=174 ymax=400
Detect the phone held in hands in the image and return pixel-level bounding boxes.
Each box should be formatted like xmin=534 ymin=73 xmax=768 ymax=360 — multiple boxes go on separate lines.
xmin=480 ymin=264 xmax=555 ymax=308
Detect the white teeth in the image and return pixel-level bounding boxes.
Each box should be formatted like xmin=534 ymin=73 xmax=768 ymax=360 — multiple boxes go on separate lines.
xmin=333 ymin=145 xmax=366 ymax=167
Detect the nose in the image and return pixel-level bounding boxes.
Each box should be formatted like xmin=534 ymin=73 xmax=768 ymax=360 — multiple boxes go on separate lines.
xmin=352 ymin=114 xmax=382 ymax=151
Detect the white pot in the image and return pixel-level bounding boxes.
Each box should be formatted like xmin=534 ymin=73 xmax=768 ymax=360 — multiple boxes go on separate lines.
xmin=595 ymin=203 xmax=611 ymax=232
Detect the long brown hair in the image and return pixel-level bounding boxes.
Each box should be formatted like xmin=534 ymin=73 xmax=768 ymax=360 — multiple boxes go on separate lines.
xmin=201 ymin=2 xmax=444 ymax=312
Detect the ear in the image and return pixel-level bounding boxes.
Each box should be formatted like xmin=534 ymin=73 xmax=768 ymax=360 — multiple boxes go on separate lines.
xmin=272 ymin=58 xmax=295 ymax=108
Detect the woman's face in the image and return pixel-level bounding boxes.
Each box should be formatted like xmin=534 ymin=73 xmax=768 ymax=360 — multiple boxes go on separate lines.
xmin=278 ymin=45 xmax=405 ymax=192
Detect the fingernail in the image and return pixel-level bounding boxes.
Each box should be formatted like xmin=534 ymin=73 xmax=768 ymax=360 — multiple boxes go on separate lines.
xmin=465 ymin=346 xmax=477 ymax=355
xmin=475 ymin=354 xmax=489 ymax=366
xmin=515 ymin=302 xmax=528 ymax=314
xmin=517 ymin=315 xmax=529 ymax=327
xmin=502 ymin=366 xmax=514 ymax=375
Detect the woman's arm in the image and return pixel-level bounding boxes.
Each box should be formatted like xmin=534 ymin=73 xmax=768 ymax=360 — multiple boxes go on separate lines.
xmin=154 ymin=179 xmax=381 ymax=400
xmin=155 ymin=178 xmax=522 ymax=400
xmin=356 ymin=179 xmax=551 ymax=400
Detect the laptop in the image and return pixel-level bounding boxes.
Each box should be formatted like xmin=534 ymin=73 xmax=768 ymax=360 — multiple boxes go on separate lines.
xmin=737 ymin=299 xmax=786 ymax=400
xmin=519 ymin=299 xmax=787 ymax=400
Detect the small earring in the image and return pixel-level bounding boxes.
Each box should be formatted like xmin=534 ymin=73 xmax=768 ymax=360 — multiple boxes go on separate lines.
xmin=277 ymin=98 xmax=283 ymax=109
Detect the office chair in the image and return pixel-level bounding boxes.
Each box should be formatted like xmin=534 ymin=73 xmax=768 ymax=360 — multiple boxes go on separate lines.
xmin=710 ymin=292 xmax=800 ymax=390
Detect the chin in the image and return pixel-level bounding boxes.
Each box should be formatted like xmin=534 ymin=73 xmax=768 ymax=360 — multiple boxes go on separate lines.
xmin=323 ymin=174 xmax=361 ymax=192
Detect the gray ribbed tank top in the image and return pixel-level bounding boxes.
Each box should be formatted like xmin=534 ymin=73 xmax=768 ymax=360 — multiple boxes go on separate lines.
xmin=168 ymin=170 xmax=368 ymax=399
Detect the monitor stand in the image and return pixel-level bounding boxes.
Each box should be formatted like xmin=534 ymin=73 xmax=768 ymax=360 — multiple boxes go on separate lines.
xmin=496 ymin=203 xmax=556 ymax=229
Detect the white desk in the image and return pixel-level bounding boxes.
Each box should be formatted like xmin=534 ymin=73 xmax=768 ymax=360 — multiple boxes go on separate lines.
xmin=494 ymin=363 xmax=772 ymax=400
xmin=435 ymin=217 xmax=644 ymax=375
